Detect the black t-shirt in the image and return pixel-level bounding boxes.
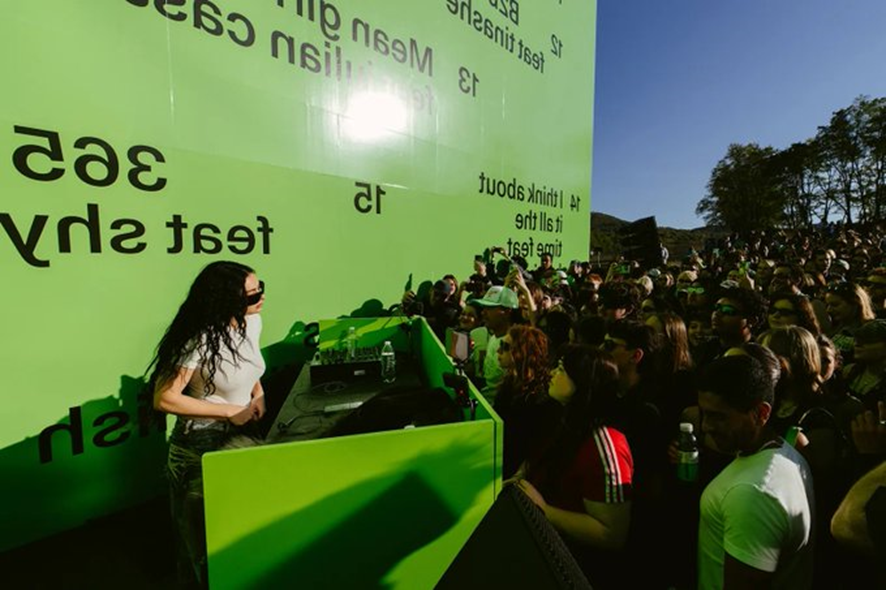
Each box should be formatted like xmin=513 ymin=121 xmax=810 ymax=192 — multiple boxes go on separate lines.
xmin=494 ymin=383 xmax=563 ymax=479
xmin=425 ymin=301 xmax=461 ymax=341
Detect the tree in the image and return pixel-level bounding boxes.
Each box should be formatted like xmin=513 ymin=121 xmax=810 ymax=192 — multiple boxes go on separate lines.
xmin=815 ymin=104 xmax=865 ymax=224
xmin=696 ymin=143 xmax=785 ymax=232
xmin=698 ymin=96 xmax=886 ymax=232
xmin=770 ymin=141 xmax=818 ymax=229
xmin=857 ymin=97 xmax=886 ymax=221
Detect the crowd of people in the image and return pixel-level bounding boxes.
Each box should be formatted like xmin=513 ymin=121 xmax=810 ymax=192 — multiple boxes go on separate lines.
xmin=401 ymin=227 xmax=886 ymax=589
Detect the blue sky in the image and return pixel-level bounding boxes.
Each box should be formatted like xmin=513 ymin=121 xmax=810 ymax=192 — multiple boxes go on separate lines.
xmin=592 ymin=1 xmax=886 ymax=229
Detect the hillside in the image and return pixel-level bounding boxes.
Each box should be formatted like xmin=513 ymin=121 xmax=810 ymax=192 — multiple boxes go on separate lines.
xmin=589 ymin=212 xmax=722 ymax=264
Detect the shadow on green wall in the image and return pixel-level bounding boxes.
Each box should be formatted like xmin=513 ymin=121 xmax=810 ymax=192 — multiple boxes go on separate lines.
xmin=209 ymin=438 xmax=492 ymax=589
xmin=340 ymin=280 xmax=434 ymax=320
xmin=346 ymin=298 xmax=390 ymax=318
xmin=0 ymin=318 xmax=319 ymax=552
xmin=0 ymin=374 xmax=168 ymax=552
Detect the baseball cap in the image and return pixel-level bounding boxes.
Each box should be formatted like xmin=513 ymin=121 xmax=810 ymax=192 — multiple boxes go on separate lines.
xmin=470 ymin=286 xmax=520 ymax=309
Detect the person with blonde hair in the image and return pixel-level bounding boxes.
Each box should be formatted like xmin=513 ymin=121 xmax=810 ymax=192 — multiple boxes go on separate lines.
xmin=761 ymin=326 xmax=822 ymax=445
xmin=863 ymin=267 xmax=886 ymax=319
xmin=825 ymin=282 xmax=876 ymax=362
xmin=765 ymin=325 xmax=862 ymax=588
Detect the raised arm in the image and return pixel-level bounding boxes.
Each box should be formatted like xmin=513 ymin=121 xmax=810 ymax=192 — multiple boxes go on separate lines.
xmin=506 ymin=267 xmax=538 ymax=325
xmin=832 ymin=460 xmax=886 ymax=555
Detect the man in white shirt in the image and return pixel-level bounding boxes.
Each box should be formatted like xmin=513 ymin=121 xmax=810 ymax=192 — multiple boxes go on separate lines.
xmin=697 ymin=355 xmax=815 ymax=590
xmin=471 ymin=285 xmax=519 ymax=404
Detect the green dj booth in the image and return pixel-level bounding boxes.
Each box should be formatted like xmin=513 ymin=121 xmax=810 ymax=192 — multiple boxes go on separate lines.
xmin=203 ymin=317 xmax=502 ymax=588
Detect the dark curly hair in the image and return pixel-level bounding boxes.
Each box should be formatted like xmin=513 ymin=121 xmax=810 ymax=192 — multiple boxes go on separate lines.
xmin=147 ymin=261 xmax=255 ymax=397
xmin=598 ymin=281 xmax=641 ymax=315
xmin=717 ymin=286 xmax=769 ymax=334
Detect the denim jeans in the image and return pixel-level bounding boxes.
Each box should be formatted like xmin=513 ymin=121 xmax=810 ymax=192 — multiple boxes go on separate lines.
xmin=167 ymin=419 xmax=232 ymax=587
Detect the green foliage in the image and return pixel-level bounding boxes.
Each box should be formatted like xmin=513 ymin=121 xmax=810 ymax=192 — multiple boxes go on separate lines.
xmin=697 ymin=143 xmax=785 ymax=232
xmin=698 ymin=95 xmax=886 ymax=232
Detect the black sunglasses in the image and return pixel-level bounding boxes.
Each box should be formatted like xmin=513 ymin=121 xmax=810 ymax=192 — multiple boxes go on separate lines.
xmin=246 ymin=281 xmax=265 ymax=305
xmin=601 ymin=337 xmax=629 ymax=352
xmin=498 ymin=341 xmax=511 ymax=352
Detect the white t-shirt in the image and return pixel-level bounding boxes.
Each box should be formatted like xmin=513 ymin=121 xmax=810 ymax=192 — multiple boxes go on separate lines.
xmin=698 ymin=440 xmax=814 ymax=590
xmin=180 ymin=314 xmax=265 ymax=408
xmin=481 ymin=334 xmax=504 ymax=403
xmin=470 ymin=326 xmax=489 ymax=368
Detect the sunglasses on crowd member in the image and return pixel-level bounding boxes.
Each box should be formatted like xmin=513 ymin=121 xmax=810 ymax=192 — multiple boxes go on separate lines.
xmin=677 ymin=285 xmax=705 ymax=295
xmin=601 ymin=336 xmax=630 ymax=352
xmin=769 ymin=306 xmax=797 ymax=318
xmin=498 ymin=341 xmax=511 ymax=353
xmin=713 ymin=303 xmax=740 ymax=317
xmin=246 ymin=281 xmax=265 ymax=305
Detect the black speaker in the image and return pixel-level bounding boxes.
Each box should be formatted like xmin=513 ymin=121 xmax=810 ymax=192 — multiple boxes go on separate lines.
xmin=618 ymin=216 xmax=663 ymax=267
xmin=436 ymin=485 xmax=592 ymax=589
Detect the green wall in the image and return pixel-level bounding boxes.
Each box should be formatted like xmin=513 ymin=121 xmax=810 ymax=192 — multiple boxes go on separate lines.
xmin=0 ymin=0 xmax=596 ymax=551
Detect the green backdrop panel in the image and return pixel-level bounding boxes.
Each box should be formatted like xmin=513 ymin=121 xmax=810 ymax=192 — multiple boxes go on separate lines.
xmin=0 ymin=0 xmax=595 ymax=550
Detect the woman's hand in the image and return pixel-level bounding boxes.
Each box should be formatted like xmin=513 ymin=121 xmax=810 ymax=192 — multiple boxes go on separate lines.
xmin=739 ymin=275 xmax=755 ymax=290
xmin=606 ymin=261 xmax=620 ymax=282
xmin=228 ymin=404 xmax=255 ymax=426
xmin=667 ymin=439 xmax=680 ymax=465
xmin=515 ymin=478 xmax=548 ymax=513
xmin=250 ymin=382 xmax=266 ymax=420
xmin=250 ymin=394 xmax=265 ymax=420
xmin=502 ymin=464 xmax=527 ymax=486
xmin=507 ymin=267 xmax=527 ymax=291
xmin=851 ymin=401 xmax=886 ymax=454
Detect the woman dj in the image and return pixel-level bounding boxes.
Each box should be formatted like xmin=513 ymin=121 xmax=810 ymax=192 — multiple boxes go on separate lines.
xmin=147 ymin=260 xmax=266 ymax=585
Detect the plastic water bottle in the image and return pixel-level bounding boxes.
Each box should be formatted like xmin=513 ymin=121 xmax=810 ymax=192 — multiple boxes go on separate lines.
xmin=345 ymin=327 xmax=357 ymax=361
xmin=677 ymin=422 xmax=699 ymax=483
xmin=380 ymin=341 xmax=396 ymax=384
